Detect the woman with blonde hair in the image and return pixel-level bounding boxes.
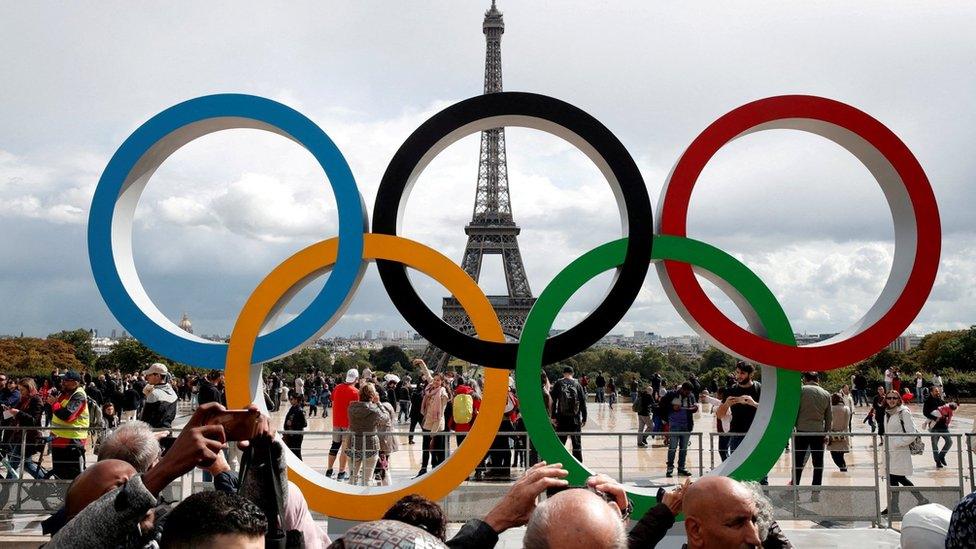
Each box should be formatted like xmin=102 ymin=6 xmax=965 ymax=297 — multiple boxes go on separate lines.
xmin=345 ymin=383 xmax=383 ymax=485
xmin=882 ymin=390 xmax=929 ymax=515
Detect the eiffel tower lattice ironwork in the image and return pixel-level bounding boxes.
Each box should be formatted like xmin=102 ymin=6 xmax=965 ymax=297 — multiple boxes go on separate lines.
xmin=424 ymin=1 xmax=536 ymax=370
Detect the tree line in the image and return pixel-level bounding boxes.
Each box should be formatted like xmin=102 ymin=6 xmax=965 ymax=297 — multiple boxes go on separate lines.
xmin=2 ymin=326 xmax=973 ymax=396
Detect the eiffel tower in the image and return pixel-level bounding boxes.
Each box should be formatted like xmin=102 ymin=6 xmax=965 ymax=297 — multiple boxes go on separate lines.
xmin=425 ymin=1 xmax=535 ymax=370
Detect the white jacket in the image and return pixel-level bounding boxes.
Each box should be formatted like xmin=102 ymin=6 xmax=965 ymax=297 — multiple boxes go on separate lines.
xmin=884 ymin=405 xmax=917 ymax=476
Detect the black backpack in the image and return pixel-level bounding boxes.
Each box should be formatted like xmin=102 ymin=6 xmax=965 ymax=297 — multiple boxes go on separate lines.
xmin=556 ymin=380 xmax=580 ymax=417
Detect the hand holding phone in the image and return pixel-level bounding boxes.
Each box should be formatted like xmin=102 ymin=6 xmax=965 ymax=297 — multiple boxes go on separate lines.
xmin=207 ymin=409 xmax=261 ymax=441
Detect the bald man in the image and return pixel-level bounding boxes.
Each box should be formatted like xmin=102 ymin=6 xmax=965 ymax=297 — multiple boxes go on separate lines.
xmin=523 ymin=488 xmax=627 ymax=549
xmin=683 ymin=476 xmax=762 ymax=549
xmin=65 ymin=459 xmax=137 ymax=519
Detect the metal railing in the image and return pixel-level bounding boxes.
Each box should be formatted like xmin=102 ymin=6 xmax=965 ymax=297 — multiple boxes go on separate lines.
xmin=0 ymin=425 xmax=972 ymax=526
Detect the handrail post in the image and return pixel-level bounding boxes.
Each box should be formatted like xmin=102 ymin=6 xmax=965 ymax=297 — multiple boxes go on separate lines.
xmin=697 ymin=432 xmax=703 ymax=477
xmin=872 ymin=432 xmax=881 ymax=527
xmin=957 ymin=434 xmax=965 ymax=501
xmin=968 ymin=434 xmax=975 ymax=493
xmin=617 ymin=434 xmax=623 ymax=481
xmin=883 ymin=433 xmax=892 ymax=528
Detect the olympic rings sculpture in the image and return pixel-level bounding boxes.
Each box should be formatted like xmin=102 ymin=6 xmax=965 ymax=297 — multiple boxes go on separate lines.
xmin=88 ymin=92 xmax=940 ymax=520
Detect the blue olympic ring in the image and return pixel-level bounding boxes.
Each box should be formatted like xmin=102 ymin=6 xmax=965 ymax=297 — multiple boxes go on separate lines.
xmin=88 ymin=94 xmax=367 ymax=369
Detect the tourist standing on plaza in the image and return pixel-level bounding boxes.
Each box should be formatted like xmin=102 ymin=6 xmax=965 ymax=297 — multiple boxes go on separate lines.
xmin=884 ymin=367 xmax=894 ymax=391
xmin=923 ymin=386 xmax=953 ymax=468
xmin=662 ymin=382 xmax=699 ymax=477
xmin=606 ymin=379 xmax=617 ymax=409
xmin=915 ymin=371 xmax=926 ymax=401
xmin=408 ymin=375 xmax=426 ymax=445
xmin=395 ymin=379 xmax=412 ymax=424
xmin=47 ymin=371 xmax=89 ymax=479
xmin=702 ymin=387 xmax=732 ymax=461
xmin=827 ymin=393 xmax=851 ymax=472
xmin=347 ymin=383 xmax=384 ymax=485
xmin=448 ymin=378 xmax=483 ymax=479
xmin=121 ymin=382 xmax=139 ymax=422
xmin=853 ymin=371 xmax=868 ymax=406
xmin=294 ymin=375 xmax=305 ymax=400
xmin=595 ymin=372 xmax=606 ymax=404
xmin=550 ymin=366 xmax=587 ymax=462
xmin=840 ymin=384 xmax=855 ymax=431
xmin=419 ymin=373 xmax=450 ymax=476
xmin=630 ymin=379 xmax=639 ymax=405
xmin=5 ymin=378 xmax=44 ymax=479
xmin=376 ymin=387 xmax=398 ymax=486
xmin=724 ymin=362 xmax=761 ymax=454
xmin=307 ymin=389 xmax=319 ymax=417
xmin=269 ymin=372 xmax=282 ymax=411
xmin=139 ymin=363 xmax=177 ymax=429
xmin=883 ymin=390 xmax=929 ymax=515
xmin=793 ymin=372 xmax=832 ymax=488
xmin=196 ymin=370 xmax=223 ymax=407
xmin=871 ymin=385 xmax=888 ymax=437
xmin=326 ymin=368 xmax=360 ymax=480
xmin=635 ymin=384 xmax=655 ymax=448
xmin=283 ymin=391 xmax=307 ymax=460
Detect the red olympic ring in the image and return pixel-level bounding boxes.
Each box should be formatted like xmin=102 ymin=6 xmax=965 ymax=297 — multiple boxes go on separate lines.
xmin=657 ymin=95 xmax=940 ymax=371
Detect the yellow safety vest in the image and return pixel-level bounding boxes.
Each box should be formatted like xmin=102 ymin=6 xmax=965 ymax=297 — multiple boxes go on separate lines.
xmin=51 ymin=386 xmax=90 ymax=440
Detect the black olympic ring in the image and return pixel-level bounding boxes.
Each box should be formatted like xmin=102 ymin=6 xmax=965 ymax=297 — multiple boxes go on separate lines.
xmin=373 ymin=91 xmax=653 ymax=368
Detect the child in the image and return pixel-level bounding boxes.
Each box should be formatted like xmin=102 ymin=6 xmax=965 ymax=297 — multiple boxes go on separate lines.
xmin=308 ymin=389 xmax=319 ymax=417
xmin=321 ymin=385 xmax=331 ymax=418
xmin=283 ymin=392 xmax=307 ymax=460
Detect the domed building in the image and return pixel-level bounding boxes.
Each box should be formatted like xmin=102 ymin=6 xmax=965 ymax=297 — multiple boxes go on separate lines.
xmin=178 ymin=312 xmax=193 ymax=335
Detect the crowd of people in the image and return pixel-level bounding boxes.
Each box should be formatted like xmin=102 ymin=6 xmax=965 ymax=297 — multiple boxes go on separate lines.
xmin=0 ymin=353 xmax=972 ymax=548
xmin=272 ymin=359 xmax=530 ymax=484
xmin=34 ymin=394 xmax=976 ymax=548
xmin=0 ymin=363 xmax=219 ymax=482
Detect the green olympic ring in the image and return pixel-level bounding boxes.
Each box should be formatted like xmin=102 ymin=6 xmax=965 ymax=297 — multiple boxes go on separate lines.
xmin=516 ymin=234 xmax=802 ymax=520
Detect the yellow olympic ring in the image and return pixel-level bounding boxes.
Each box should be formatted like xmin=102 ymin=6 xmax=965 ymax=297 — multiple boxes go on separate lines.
xmin=224 ymin=233 xmax=508 ymax=520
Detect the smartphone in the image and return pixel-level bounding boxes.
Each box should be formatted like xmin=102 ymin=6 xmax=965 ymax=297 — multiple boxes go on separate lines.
xmin=208 ymin=409 xmax=261 ymax=441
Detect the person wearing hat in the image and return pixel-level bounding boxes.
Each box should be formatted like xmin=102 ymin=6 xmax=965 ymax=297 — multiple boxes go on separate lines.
xmin=46 ymin=370 xmax=89 ymax=479
xmin=325 ymin=368 xmax=360 ymax=480
xmin=139 ymin=363 xmax=178 ymax=429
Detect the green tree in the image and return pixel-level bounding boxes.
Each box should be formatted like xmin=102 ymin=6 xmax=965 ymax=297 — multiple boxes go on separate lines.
xmin=638 ymin=347 xmax=667 ymax=378
xmin=698 ymin=347 xmax=736 ymax=374
xmin=49 ymin=328 xmax=96 ymax=367
xmin=369 ymin=346 xmax=410 ymax=372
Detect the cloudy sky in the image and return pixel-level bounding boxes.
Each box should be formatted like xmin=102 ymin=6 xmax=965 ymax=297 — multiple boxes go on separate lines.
xmin=1 ymin=1 xmax=973 ymax=346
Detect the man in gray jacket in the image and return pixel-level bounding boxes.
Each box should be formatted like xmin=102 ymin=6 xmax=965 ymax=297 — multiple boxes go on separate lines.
xmin=793 ymin=371 xmax=833 ymax=488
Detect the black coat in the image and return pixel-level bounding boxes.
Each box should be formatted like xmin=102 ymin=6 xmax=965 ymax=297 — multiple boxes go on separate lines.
xmin=196 ymin=379 xmax=223 ymax=406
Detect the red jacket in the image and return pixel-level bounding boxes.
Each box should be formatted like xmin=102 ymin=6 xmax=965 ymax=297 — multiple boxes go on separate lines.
xmin=331 ymin=383 xmax=359 ymax=429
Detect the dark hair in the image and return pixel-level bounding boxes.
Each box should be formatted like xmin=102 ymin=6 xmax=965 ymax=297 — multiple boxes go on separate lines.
xmin=802 ymin=371 xmax=819 ymax=382
xmin=207 ymin=370 xmax=222 ymax=381
xmin=831 ymin=393 xmax=843 ymax=406
xmin=381 ymin=494 xmax=447 ymax=540
xmin=160 ymin=491 xmax=267 ymax=548
xmin=681 ymin=382 xmax=694 ymax=391
xmin=563 ymin=366 xmax=574 ymax=375
xmin=736 ymin=361 xmax=755 ymax=375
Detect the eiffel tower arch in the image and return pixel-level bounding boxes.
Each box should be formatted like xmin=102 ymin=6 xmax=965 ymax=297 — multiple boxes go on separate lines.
xmin=425 ymin=1 xmax=536 ymax=370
